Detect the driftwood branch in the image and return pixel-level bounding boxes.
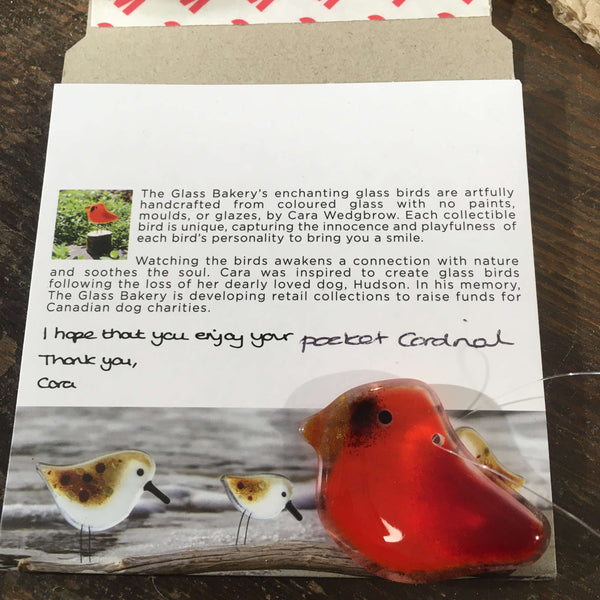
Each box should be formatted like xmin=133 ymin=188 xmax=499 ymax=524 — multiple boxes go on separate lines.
xmin=17 ymin=541 xmax=369 ymax=577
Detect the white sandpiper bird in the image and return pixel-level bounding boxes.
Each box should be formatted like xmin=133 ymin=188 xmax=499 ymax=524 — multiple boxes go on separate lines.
xmin=220 ymin=473 xmax=303 ymax=545
xmin=37 ymin=450 xmax=170 ymax=561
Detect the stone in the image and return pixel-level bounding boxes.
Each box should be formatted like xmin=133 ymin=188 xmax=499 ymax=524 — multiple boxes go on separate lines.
xmin=547 ymin=0 xmax=600 ymax=53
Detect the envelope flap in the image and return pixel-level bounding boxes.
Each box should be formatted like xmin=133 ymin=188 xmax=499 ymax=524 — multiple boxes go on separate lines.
xmin=62 ymin=18 xmax=514 ymax=84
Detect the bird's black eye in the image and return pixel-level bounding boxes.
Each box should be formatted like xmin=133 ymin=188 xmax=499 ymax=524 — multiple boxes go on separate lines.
xmin=281 ymin=491 xmax=287 ymax=497
xmin=432 ymin=433 xmax=445 ymax=446
xmin=378 ymin=410 xmax=392 ymax=425
xmin=137 ymin=468 xmax=144 ymax=476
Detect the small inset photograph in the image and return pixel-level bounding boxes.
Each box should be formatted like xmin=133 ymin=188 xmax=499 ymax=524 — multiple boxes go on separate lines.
xmin=52 ymin=190 xmax=132 ymax=260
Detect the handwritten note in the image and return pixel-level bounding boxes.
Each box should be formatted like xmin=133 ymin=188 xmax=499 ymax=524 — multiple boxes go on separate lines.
xmin=14 ymin=81 xmax=543 ymax=410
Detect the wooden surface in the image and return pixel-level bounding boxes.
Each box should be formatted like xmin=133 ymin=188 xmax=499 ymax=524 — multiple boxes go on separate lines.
xmin=0 ymin=1 xmax=599 ymax=598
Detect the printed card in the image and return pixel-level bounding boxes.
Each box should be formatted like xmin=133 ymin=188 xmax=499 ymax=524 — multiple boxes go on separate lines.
xmin=0 ymin=82 xmax=555 ymax=580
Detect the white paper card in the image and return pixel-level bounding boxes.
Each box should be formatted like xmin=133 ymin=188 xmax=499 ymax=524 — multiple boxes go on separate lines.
xmin=1 ymin=81 xmax=556 ymax=579
xmin=19 ymin=81 xmax=543 ymax=412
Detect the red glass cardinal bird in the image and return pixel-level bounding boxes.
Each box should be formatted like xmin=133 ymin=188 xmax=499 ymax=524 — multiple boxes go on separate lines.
xmin=301 ymin=379 xmax=550 ymax=583
xmin=84 ymin=202 xmax=118 ymax=224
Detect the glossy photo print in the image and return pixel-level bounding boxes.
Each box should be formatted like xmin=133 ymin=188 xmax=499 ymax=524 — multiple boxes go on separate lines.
xmin=0 ymin=402 xmax=554 ymax=579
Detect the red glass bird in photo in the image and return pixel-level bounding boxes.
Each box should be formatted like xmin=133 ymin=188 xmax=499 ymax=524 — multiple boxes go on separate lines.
xmin=84 ymin=202 xmax=118 ymax=224
xmin=300 ymin=379 xmax=550 ymax=583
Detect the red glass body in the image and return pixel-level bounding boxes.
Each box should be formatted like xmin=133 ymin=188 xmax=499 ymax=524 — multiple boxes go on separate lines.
xmin=301 ymin=379 xmax=550 ymax=583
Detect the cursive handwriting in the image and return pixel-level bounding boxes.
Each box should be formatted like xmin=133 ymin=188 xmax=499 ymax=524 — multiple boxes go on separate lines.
xmin=39 ymin=354 xmax=96 ymax=366
xmin=251 ymin=331 xmax=293 ymax=348
xmin=195 ymin=329 xmax=244 ymax=348
xmin=397 ymin=329 xmax=514 ymax=349
xmin=37 ymin=377 xmax=76 ymax=389
xmin=101 ymin=356 xmax=138 ymax=371
xmin=299 ymin=329 xmax=514 ymax=352
xmin=300 ymin=332 xmax=388 ymax=353
xmin=151 ymin=330 xmax=190 ymax=346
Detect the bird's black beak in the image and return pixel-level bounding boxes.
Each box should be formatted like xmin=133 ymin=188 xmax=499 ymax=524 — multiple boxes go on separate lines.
xmin=285 ymin=500 xmax=303 ymax=521
xmin=144 ymin=481 xmax=170 ymax=504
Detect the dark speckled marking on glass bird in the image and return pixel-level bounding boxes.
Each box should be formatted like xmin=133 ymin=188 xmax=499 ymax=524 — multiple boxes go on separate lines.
xmin=37 ymin=450 xmax=170 ymax=562
xmin=221 ymin=473 xmax=303 ymax=545
xmin=39 ymin=452 xmax=151 ymax=508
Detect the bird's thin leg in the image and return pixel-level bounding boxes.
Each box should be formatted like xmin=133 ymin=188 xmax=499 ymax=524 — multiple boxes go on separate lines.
xmin=88 ymin=526 xmax=92 ymax=563
xmin=79 ymin=525 xmax=83 ymax=563
xmin=235 ymin=510 xmax=246 ymax=546
xmin=243 ymin=514 xmax=251 ymax=545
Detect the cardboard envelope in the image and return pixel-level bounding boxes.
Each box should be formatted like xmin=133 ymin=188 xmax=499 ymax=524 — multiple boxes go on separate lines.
xmin=63 ymin=5 xmax=514 ymax=83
